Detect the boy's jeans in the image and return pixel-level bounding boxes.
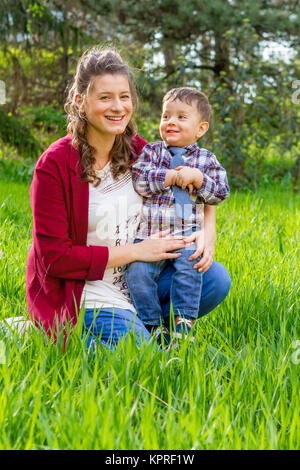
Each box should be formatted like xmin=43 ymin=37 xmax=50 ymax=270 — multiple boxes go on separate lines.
xmin=80 ymin=261 xmax=231 ymax=352
xmin=125 ymin=240 xmax=203 ymax=327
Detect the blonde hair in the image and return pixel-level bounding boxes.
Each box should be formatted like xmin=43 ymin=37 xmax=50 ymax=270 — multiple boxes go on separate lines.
xmin=64 ymin=46 xmax=138 ymax=186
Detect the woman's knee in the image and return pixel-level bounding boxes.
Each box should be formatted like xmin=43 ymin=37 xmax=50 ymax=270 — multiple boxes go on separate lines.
xmin=213 ymin=261 xmax=231 ymax=301
xmin=198 ymin=261 xmax=231 ymax=317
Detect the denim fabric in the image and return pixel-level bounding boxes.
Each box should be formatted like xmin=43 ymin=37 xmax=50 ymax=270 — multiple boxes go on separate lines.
xmin=158 ymin=260 xmax=231 ymax=321
xmin=82 ymin=307 xmax=151 ymax=353
xmin=125 ymin=241 xmax=203 ymax=326
xmin=82 ymin=260 xmax=231 ymax=351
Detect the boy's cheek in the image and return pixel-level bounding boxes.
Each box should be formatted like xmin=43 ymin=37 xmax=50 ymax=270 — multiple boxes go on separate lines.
xmin=159 ymin=122 xmax=166 ymax=139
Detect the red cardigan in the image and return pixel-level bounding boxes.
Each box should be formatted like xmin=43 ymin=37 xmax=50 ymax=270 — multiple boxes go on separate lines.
xmin=26 ymin=134 xmax=147 ymax=338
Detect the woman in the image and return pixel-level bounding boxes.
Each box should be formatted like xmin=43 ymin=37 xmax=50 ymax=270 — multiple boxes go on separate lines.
xmin=26 ymin=46 xmax=231 ymax=349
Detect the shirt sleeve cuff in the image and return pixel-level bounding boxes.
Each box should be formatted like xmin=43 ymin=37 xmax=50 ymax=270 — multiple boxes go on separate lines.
xmin=87 ymin=245 xmax=109 ymax=281
xmin=152 ymin=168 xmax=170 ymax=193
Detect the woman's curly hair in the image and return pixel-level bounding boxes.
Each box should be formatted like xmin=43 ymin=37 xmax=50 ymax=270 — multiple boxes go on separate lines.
xmin=64 ymin=46 xmax=138 ymax=186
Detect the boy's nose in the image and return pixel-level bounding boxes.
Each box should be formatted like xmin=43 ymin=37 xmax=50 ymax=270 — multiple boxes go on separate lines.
xmin=167 ymin=117 xmax=176 ymax=125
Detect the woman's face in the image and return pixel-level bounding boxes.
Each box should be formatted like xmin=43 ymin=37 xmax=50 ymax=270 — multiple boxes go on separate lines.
xmin=82 ymin=74 xmax=133 ymax=139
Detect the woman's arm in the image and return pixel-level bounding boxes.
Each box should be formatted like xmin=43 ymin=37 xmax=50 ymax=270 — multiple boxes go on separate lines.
xmin=185 ymin=204 xmax=216 ymax=273
xmin=32 ymin=151 xmax=188 ymax=278
xmin=106 ymin=232 xmax=190 ymax=269
xmin=203 ymin=203 xmax=216 ymax=247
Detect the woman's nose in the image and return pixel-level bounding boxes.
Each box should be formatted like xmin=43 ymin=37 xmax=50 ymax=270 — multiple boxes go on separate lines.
xmin=110 ymin=98 xmax=123 ymax=111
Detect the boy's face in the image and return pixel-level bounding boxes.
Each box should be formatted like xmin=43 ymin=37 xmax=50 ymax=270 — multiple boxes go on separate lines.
xmin=160 ymin=99 xmax=209 ymax=147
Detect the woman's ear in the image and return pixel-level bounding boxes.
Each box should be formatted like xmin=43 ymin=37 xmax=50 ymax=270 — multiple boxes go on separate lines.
xmin=75 ymin=93 xmax=85 ymax=114
xmin=196 ymin=121 xmax=209 ymax=140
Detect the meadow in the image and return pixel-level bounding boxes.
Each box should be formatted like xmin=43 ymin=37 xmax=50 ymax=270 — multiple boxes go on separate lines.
xmin=0 ymin=179 xmax=299 ymax=450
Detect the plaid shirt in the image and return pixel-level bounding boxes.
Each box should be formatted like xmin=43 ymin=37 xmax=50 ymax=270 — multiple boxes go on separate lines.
xmin=132 ymin=141 xmax=230 ymax=238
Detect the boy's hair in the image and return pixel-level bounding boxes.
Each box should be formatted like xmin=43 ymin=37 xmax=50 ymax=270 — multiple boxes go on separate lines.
xmin=163 ymin=87 xmax=213 ymax=124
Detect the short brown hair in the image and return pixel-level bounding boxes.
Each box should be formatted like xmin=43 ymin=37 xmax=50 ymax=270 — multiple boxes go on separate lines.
xmin=163 ymin=87 xmax=212 ymax=123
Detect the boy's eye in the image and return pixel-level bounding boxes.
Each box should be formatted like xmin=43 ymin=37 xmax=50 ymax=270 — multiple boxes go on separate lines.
xmin=179 ymin=115 xmax=187 ymax=119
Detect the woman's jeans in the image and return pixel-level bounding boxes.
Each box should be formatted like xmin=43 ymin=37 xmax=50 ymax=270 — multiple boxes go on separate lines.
xmin=82 ymin=307 xmax=150 ymax=352
xmin=83 ymin=261 xmax=231 ymax=349
xmin=125 ymin=243 xmax=203 ymax=326
xmin=82 ymin=261 xmax=231 ymax=351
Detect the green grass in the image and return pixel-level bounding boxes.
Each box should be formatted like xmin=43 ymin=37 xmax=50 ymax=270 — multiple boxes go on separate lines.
xmin=0 ymin=180 xmax=299 ymax=449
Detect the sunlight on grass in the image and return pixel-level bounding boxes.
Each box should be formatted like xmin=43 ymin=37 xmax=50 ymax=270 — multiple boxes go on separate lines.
xmin=0 ymin=181 xmax=299 ymax=449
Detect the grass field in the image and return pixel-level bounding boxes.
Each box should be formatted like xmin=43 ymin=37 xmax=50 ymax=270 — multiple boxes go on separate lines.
xmin=0 ymin=180 xmax=299 ymax=450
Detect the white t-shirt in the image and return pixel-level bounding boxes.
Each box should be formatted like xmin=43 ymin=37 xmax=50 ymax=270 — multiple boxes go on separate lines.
xmin=80 ymin=163 xmax=142 ymax=312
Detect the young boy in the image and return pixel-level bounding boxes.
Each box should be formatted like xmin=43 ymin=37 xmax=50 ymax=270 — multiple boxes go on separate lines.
xmin=125 ymin=87 xmax=229 ymax=346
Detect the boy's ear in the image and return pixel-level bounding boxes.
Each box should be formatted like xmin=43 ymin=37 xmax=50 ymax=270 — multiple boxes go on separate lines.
xmin=196 ymin=121 xmax=209 ymax=140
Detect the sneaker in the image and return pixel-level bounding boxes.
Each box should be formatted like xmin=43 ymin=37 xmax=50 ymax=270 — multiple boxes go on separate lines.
xmin=150 ymin=325 xmax=172 ymax=349
xmin=174 ymin=317 xmax=195 ymax=342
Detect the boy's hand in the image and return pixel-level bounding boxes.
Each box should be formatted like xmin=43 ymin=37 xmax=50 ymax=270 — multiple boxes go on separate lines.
xmin=164 ymin=169 xmax=178 ymax=188
xmin=175 ymin=166 xmax=204 ymax=192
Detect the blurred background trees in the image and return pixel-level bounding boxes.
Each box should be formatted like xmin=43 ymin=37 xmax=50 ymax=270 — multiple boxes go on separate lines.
xmin=0 ymin=0 xmax=299 ymax=189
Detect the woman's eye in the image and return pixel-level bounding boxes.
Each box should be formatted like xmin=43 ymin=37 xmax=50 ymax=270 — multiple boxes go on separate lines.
xmin=100 ymin=96 xmax=109 ymax=100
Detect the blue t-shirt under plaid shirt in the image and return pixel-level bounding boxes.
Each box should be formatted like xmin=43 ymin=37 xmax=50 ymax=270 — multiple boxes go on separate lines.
xmin=132 ymin=141 xmax=230 ymax=239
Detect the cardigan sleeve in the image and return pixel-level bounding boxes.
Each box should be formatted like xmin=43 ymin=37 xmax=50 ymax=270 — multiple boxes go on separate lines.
xmin=129 ymin=133 xmax=148 ymax=164
xmin=31 ymin=152 xmax=109 ymax=281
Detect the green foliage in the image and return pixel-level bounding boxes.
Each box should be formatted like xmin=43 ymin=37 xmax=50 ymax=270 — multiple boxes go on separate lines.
xmin=209 ymin=23 xmax=300 ymax=188
xmin=0 ymin=109 xmax=41 ymax=159
xmin=21 ymin=105 xmax=67 ymax=138
xmin=0 ymin=0 xmax=299 ymax=189
xmin=0 ymin=180 xmax=299 ymax=449
xmin=0 ymin=157 xmax=35 ymax=184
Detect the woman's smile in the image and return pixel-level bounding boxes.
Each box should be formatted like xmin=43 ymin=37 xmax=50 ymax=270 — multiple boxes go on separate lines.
xmin=105 ymin=115 xmax=125 ymax=121
xmin=82 ymin=74 xmax=133 ymax=139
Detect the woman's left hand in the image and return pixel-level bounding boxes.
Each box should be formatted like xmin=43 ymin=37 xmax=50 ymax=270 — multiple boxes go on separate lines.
xmin=183 ymin=230 xmax=214 ymax=273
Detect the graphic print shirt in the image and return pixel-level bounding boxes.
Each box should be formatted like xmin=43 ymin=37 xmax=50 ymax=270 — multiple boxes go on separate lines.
xmin=81 ymin=163 xmax=142 ymax=312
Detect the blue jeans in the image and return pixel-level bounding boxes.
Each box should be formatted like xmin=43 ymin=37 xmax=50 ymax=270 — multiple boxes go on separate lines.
xmin=81 ymin=261 xmax=231 ymax=351
xmin=82 ymin=308 xmax=151 ymax=353
xmin=125 ymin=242 xmax=203 ymax=326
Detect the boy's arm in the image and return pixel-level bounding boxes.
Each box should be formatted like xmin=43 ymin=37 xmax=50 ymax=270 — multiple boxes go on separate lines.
xmin=193 ymin=150 xmax=230 ymax=205
xmin=132 ymin=144 xmax=171 ymax=197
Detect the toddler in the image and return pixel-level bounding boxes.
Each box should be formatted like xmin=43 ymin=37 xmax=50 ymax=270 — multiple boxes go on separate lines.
xmin=125 ymin=87 xmax=230 ymax=347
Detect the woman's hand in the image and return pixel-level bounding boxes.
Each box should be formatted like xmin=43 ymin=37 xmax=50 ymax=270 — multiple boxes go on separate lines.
xmin=183 ymin=230 xmax=214 ymax=273
xmin=133 ymin=230 xmax=190 ymax=262
xmin=193 ymin=243 xmax=214 ymax=273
